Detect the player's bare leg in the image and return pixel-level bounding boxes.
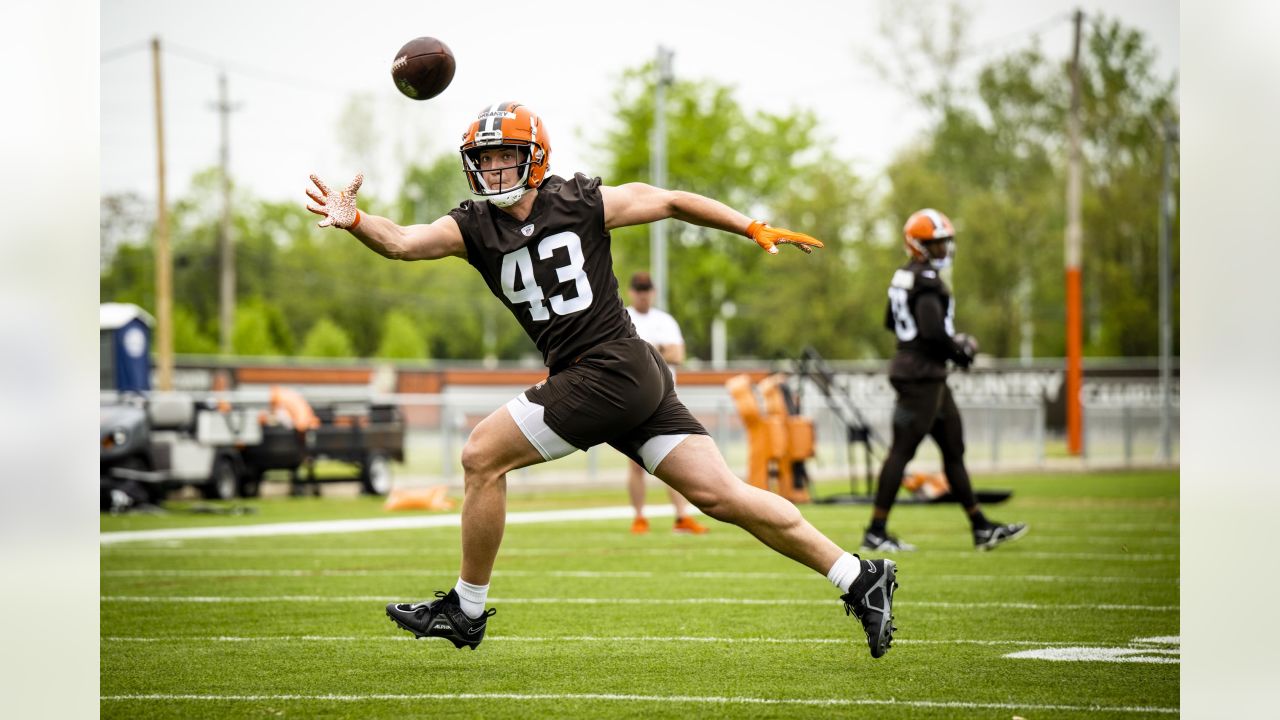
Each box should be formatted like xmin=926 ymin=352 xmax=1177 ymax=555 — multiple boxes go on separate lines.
xmin=653 ymin=434 xmax=841 ymax=572
xmin=654 ymin=434 xmax=897 ymax=657
xmin=386 ymin=405 xmax=543 ymax=649
xmin=458 ymin=406 xmax=546 ymax=584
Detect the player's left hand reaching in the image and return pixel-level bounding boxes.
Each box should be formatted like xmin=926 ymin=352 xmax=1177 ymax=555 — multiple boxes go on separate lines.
xmin=746 ymin=220 xmax=825 ymax=255
xmin=305 ymin=173 xmax=364 ymax=229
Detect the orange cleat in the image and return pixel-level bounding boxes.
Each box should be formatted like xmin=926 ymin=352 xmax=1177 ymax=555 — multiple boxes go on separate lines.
xmin=630 ymin=516 xmax=650 ymax=534
xmin=673 ymin=516 xmax=709 ymax=535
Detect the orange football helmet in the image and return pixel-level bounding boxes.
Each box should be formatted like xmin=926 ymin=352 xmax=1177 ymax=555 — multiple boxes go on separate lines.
xmin=459 ymin=102 xmax=551 ymax=207
xmin=903 ymin=208 xmax=956 ymax=269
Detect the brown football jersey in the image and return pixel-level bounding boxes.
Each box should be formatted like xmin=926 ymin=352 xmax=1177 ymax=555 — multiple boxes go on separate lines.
xmin=449 ymin=174 xmax=635 ymax=371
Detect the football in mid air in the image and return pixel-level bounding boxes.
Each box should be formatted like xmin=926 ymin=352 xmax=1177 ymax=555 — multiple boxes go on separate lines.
xmin=390 ymin=37 xmax=455 ymax=100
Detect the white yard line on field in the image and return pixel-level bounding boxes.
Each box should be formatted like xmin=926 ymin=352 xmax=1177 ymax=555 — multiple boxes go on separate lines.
xmin=100 ymin=505 xmax=1179 ymax=557
xmin=98 ymin=692 xmax=1179 ymax=714
xmin=100 ymin=504 xmax=689 ymax=545
xmin=103 ymin=545 xmax=1177 ymax=562
xmin=100 ymin=568 xmax=1178 ymax=584
xmin=98 ymin=595 xmax=1177 ymax=611
xmin=99 ymin=634 xmax=1167 ymax=647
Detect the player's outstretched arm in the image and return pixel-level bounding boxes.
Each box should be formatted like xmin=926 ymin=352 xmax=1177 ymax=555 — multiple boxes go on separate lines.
xmin=305 ymin=173 xmax=466 ymax=261
xmin=600 ymin=182 xmax=824 ymax=255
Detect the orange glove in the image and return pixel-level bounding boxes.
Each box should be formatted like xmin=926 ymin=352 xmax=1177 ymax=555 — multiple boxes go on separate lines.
xmin=746 ymin=220 xmax=824 ymax=255
xmin=305 ymin=173 xmax=364 ymax=229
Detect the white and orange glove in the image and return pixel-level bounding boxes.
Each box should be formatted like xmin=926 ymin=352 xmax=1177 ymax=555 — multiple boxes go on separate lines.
xmin=305 ymin=173 xmax=365 ymax=229
xmin=746 ymin=220 xmax=824 ymax=255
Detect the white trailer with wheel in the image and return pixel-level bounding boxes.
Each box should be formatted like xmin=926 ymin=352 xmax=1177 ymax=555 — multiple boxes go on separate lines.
xmin=104 ymin=392 xmax=263 ymax=506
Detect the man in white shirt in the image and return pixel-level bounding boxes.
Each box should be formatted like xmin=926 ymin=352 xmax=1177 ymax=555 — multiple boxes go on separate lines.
xmin=624 ymin=272 xmax=708 ymax=534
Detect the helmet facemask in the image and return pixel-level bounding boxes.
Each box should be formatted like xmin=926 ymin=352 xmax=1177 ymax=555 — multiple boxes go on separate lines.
xmin=461 ymin=143 xmax=538 ymax=207
xmin=921 ymin=237 xmax=955 ymax=270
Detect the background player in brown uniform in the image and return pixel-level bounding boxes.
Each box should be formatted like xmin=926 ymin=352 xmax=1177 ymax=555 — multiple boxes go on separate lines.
xmin=306 ymin=102 xmax=899 ymax=657
xmin=861 ymin=208 xmax=1028 ymax=553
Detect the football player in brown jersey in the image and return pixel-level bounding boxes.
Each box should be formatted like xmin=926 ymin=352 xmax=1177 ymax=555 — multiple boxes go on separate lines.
xmin=861 ymin=208 xmax=1028 ymax=554
xmin=306 ymin=101 xmax=898 ymax=657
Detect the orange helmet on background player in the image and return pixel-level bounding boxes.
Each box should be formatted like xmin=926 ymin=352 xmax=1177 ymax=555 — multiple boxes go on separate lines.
xmin=459 ymin=102 xmax=551 ymax=208
xmin=903 ymin=208 xmax=956 ymax=269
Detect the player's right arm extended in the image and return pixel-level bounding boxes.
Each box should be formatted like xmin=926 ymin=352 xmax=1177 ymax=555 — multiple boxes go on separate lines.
xmin=305 ymin=173 xmax=466 ymax=260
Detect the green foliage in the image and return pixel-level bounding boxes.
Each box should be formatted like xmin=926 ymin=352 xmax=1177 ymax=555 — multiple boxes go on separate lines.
xmin=171 ymin=305 xmax=218 ymax=355
xmin=598 ymin=65 xmax=875 ymax=360
xmin=99 ymin=238 xmax=154 ymax=308
xmin=232 ymin=298 xmax=290 ymax=357
xmin=879 ymin=13 xmax=1178 ymax=358
xmin=398 ymin=153 xmax=473 ymax=224
xmin=375 ymin=310 xmax=427 ymax=360
xmin=98 ymin=11 xmax=1176 ymax=362
xmin=299 ymin=316 xmax=355 ymax=358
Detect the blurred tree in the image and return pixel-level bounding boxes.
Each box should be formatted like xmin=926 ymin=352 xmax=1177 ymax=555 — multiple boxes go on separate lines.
xmin=100 ymin=192 xmax=150 ymax=272
xmin=874 ymin=5 xmax=1178 ymax=358
xmin=1077 ymin=17 xmax=1179 ymax=357
xmin=337 ymin=92 xmax=379 ymax=180
xmin=100 ymin=17 xmax=1174 ymax=364
xmin=375 ymin=310 xmax=427 ymax=360
xmin=398 ymin=153 xmax=472 ymax=224
xmin=863 ymin=0 xmax=972 ymax=117
xmin=172 ymin=305 xmax=218 ymax=355
xmin=232 ymin=298 xmax=284 ymax=356
xmin=99 ymin=240 xmax=154 ymax=309
xmin=299 ymin=316 xmax=355 ymax=358
xmin=597 ymin=66 xmax=874 ymax=361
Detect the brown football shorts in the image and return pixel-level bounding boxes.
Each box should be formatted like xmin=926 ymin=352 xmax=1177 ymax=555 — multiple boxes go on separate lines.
xmin=523 ymin=336 xmax=708 ymax=470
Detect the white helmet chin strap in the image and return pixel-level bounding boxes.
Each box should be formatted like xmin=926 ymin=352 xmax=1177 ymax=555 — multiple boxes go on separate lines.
xmin=487 ymin=186 xmax=529 ymax=208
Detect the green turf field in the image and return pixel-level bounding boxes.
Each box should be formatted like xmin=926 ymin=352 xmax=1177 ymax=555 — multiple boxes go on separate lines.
xmin=101 ymin=470 xmax=1179 ymax=719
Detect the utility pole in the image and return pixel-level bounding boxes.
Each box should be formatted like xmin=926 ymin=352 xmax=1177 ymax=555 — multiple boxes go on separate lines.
xmin=1158 ymin=119 xmax=1179 ymax=463
xmin=1064 ymin=9 xmax=1084 ymax=455
xmin=212 ymin=72 xmax=241 ymax=355
xmin=151 ymin=36 xmax=174 ymax=390
xmin=651 ymin=46 xmax=674 ymax=311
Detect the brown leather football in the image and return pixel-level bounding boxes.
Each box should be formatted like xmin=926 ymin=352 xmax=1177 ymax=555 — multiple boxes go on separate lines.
xmin=390 ymin=37 xmax=455 ymax=101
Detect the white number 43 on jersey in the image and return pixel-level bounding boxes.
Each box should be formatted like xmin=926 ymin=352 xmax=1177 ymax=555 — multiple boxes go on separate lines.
xmin=500 ymin=231 xmax=594 ymax=321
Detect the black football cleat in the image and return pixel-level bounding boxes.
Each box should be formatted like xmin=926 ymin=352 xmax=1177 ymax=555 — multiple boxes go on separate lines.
xmin=973 ymin=521 xmax=1029 ymax=551
xmin=386 ymin=589 xmax=496 ymax=650
xmin=840 ymin=556 xmax=898 ymax=659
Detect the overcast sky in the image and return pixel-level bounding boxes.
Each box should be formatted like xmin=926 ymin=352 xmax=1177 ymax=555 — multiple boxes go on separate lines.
xmin=101 ymin=0 xmax=1177 ymax=208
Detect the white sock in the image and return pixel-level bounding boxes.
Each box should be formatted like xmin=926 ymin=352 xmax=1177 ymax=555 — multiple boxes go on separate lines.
xmin=826 ymin=552 xmax=862 ymax=593
xmin=454 ymin=578 xmax=489 ymax=619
